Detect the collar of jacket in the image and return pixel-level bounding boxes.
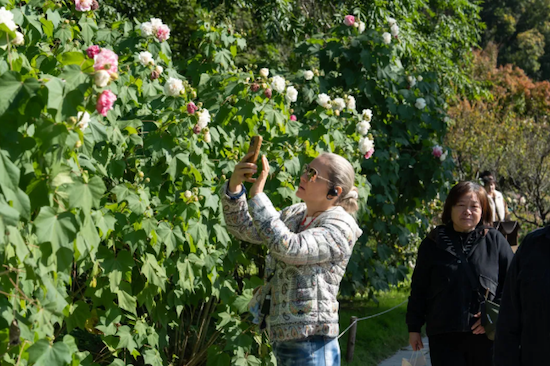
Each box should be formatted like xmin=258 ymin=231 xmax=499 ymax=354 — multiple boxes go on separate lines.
xmin=427 ymin=223 xmax=491 ymax=258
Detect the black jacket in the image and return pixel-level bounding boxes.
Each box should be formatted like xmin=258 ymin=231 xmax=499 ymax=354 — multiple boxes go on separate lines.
xmin=494 ymin=226 xmax=550 ymax=365
xmin=406 ymin=224 xmax=514 ymax=336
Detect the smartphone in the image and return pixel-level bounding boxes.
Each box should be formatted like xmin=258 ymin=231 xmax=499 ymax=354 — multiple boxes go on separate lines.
xmin=245 ymin=136 xmax=262 ymax=178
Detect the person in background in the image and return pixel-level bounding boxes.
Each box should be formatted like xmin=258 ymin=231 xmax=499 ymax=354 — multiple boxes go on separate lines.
xmin=493 ymin=225 xmax=550 ymax=365
xmin=406 ymin=181 xmax=514 ymax=366
xmin=480 ymin=171 xmax=508 ymax=222
xmin=221 ymin=151 xmax=363 ymax=366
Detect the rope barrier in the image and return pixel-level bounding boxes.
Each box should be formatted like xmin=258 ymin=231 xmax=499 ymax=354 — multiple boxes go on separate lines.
xmin=337 ymin=299 xmax=409 ymax=339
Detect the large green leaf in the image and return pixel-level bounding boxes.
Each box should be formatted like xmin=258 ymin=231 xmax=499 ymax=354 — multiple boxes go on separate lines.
xmin=34 ymin=207 xmax=78 ymax=252
xmin=0 ymin=72 xmax=40 ymax=116
xmin=27 ymin=339 xmax=72 ymax=366
xmin=0 ymin=150 xmax=20 ymax=191
xmin=67 ymin=176 xmax=106 ymax=212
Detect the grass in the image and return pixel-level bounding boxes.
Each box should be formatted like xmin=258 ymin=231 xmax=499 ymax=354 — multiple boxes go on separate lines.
xmin=338 ymin=285 xmax=412 ymax=366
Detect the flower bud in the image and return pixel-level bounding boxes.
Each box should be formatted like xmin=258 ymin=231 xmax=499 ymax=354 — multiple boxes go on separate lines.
xmin=245 ymin=77 xmax=250 ymax=83
xmin=192 ymin=187 xmax=199 ymax=194
xmin=194 ymin=196 xmax=199 ymax=202
xmin=193 ymin=124 xmax=201 ymax=134
xmin=70 ymin=20 xmax=76 ymax=25
xmin=184 ymin=190 xmax=192 ymax=199
xmin=138 ymin=171 xmax=144 ymax=178
xmin=91 ymin=0 xmax=99 ymax=10
xmin=75 ymin=140 xmax=82 ymax=148
xmin=202 ymin=127 xmax=209 ymax=134
xmin=261 ymin=83 xmax=267 ymax=89
xmin=204 ymin=132 xmax=211 ymax=143
xmin=264 ymin=88 xmax=272 ymax=99
xmin=250 ymin=83 xmax=260 ymax=92
xmin=68 ymin=116 xmax=77 ymax=124
xmin=197 ymin=102 xmax=203 ymax=108
xmin=150 ymin=70 xmax=160 ymax=80
xmin=335 ymin=110 xmax=340 ymax=116
xmin=145 ymin=177 xmax=150 ymax=183
xmin=64 ymin=19 xmax=70 ymax=24
xmin=110 ymin=72 xmax=119 ymax=81
xmin=191 ymin=90 xmax=197 ymax=99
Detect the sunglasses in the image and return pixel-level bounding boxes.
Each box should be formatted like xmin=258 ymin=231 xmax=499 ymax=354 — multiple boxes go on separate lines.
xmin=302 ymin=164 xmax=333 ymax=184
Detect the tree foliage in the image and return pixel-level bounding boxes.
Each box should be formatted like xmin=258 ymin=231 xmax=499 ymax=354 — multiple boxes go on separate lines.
xmin=447 ymin=44 xmax=550 ymax=230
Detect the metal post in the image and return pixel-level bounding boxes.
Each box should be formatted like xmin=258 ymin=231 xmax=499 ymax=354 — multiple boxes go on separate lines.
xmin=346 ymin=316 xmax=358 ymax=363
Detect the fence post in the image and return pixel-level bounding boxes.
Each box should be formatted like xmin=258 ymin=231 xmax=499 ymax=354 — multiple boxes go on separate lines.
xmin=346 ymin=316 xmax=358 ymax=363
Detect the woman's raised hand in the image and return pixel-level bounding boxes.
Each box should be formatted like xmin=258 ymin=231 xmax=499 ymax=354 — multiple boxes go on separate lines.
xmin=228 ymin=151 xmax=258 ymax=193
xmin=250 ymin=155 xmax=270 ymax=198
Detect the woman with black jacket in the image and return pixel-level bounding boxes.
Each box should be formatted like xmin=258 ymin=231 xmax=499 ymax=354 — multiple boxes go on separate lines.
xmin=406 ymin=181 xmax=515 ymax=366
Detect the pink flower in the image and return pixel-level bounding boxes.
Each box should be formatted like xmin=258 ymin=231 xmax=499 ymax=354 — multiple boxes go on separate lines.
xmin=264 ymin=88 xmax=272 ymax=99
xmin=364 ymin=148 xmax=375 ymax=159
xmin=432 ymin=145 xmax=443 ymax=158
xmin=156 ymin=24 xmax=170 ymax=42
xmin=187 ymin=102 xmax=199 ymax=114
xmin=75 ymin=0 xmax=93 ymax=11
xmin=344 ymin=15 xmax=355 ymax=26
xmin=93 ymin=49 xmax=118 ymax=76
xmin=96 ymin=90 xmax=117 ymax=116
xmin=86 ymin=45 xmax=100 ymax=59
xmin=290 ymin=114 xmax=297 ymax=121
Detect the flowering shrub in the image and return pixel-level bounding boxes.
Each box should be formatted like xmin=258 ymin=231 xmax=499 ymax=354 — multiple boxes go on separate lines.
xmin=0 ymin=1 xmax=453 ymax=365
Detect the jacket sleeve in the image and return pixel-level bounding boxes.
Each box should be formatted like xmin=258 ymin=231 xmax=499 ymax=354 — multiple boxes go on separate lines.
xmin=406 ymin=237 xmax=433 ymax=333
xmin=247 ymin=192 xmax=360 ymax=265
xmin=494 ymin=230 xmax=515 ymax=304
xmin=220 ymin=182 xmax=263 ymax=244
xmin=494 ymin=244 xmax=522 ymax=366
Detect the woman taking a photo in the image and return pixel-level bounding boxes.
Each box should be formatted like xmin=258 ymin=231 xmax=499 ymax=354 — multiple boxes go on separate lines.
xmin=221 ymin=151 xmax=363 ymax=366
xmin=406 ymin=181 xmax=514 ymax=366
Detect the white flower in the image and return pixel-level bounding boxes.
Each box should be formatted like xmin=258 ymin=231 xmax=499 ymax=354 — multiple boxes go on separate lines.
xmin=12 ymin=31 xmax=24 ymax=46
xmin=204 ymin=131 xmax=211 ymax=143
xmin=155 ymin=65 xmax=163 ymax=74
xmin=332 ymin=97 xmax=346 ymax=111
xmin=391 ymin=24 xmax=399 ymax=37
xmin=304 ymin=70 xmax=314 ymax=81
xmin=353 ymin=22 xmax=359 ymax=28
xmin=164 ymin=77 xmax=184 ymax=96
xmin=359 ymin=136 xmax=375 ymax=155
xmin=317 ymin=93 xmax=331 ymax=109
xmin=444 ymin=116 xmax=450 ymax=123
xmin=415 ymin=98 xmax=427 ymax=109
xmin=358 ymin=21 xmax=366 ymax=34
xmin=346 ymin=96 xmax=356 ymax=110
xmin=139 ymin=51 xmax=154 ymax=66
xmin=417 ymin=75 xmax=423 ymax=82
xmin=0 ymin=7 xmax=16 ymax=31
xmin=356 ymin=120 xmax=371 ymax=135
xmin=76 ymin=111 xmax=91 ymax=130
xmin=184 ymin=190 xmax=192 ymax=199
xmin=407 ymin=75 xmax=416 ymax=87
xmin=150 ymin=18 xmax=163 ymax=31
xmin=94 ymin=70 xmax=111 ymax=87
xmin=140 ymin=22 xmax=153 ymax=36
xmin=362 ymin=109 xmax=373 ymax=122
xmin=286 ymin=86 xmax=298 ymax=103
xmin=271 ymin=75 xmax=286 ymax=93
xmin=197 ymin=109 xmax=211 ymax=129
xmin=440 ymin=150 xmax=448 ymax=162
xmin=387 ymin=17 xmax=397 ymax=26
xmin=259 ymin=68 xmax=269 ymax=78
xmin=382 ymin=32 xmax=392 ymax=44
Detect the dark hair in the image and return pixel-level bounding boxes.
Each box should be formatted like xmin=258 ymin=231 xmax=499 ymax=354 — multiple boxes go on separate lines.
xmin=441 ymin=181 xmax=493 ymax=225
xmin=480 ymin=170 xmax=493 ymax=179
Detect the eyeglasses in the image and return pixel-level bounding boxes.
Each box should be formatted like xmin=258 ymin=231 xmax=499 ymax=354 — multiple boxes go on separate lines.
xmin=302 ymin=164 xmax=333 ymax=184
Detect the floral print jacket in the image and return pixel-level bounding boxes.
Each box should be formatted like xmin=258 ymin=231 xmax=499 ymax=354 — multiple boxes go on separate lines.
xmin=221 ymin=183 xmax=362 ymax=342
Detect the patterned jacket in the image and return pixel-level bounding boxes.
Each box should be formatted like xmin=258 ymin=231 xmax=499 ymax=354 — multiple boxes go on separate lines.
xmin=221 ymin=183 xmax=362 ymax=342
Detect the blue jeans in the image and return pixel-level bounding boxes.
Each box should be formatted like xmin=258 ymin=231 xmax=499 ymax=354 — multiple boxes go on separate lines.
xmin=272 ymin=336 xmax=341 ymax=366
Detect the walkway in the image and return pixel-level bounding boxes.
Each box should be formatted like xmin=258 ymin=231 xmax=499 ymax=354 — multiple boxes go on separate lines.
xmin=377 ymin=337 xmax=431 ymax=366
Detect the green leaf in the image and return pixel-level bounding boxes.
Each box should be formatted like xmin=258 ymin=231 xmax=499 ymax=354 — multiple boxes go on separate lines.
xmin=60 ymin=52 xmax=86 ymax=66
xmin=40 ymin=18 xmax=54 ymax=39
xmin=0 ymin=150 xmax=20 ymax=191
xmin=0 ymin=72 xmax=40 ymax=116
xmin=34 ymin=207 xmax=78 ymax=252
xmin=142 ymin=253 xmax=167 ymax=291
xmin=116 ymin=288 xmax=137 ymax=315
xmin=27 ymin=339 xmax=72 ymax=366
xmin=143 ymin=349 xmax=163 ymax=366
xmin=45 ymin=77 xmax=65 ymax=116
xmin=79 ymin=15 xmax=97 ymax=45
xmin=45 ymin=9 xmax=62 ymax=29
xmin=67 ymin=176 xmax=106 ymax=212
xmin=54 ymin=25 xmax=73 ymax=43
xmin=1 ymin=184 xmax=31 ymax=220
xmin=116 ymin=326 xmax=137 ymax=352
xmin=66 ymin=301 xmax=91 ymax=332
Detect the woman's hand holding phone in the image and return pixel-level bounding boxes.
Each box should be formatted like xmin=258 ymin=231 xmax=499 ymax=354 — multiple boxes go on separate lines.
xmin=228 ymin=151 xmax=258 ymax=193
xmin=249 ymin=155 xmax=270 ymax=198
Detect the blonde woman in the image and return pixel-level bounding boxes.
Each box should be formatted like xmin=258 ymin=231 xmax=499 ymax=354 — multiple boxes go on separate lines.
xmin=221 ymin=152 xmax=363 ymax=366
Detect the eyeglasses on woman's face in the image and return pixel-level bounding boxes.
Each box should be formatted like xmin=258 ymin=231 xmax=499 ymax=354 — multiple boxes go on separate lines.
xmin=301 ymin=164 xmax=333 ymax=184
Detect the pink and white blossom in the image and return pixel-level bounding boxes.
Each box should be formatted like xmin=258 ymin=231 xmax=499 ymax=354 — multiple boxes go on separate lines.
xmin=344 ymin=15 xmax=355 ymax=26
xmin=75 ymin=0 xmax=93 ymax=12
xmin=96 ymin=90 xmax=117 ymax=117
xmin=290 ymin=115 xmax=297 ymax=121
xmin=364 ymin=148 xmax=375 ymax=159
xmin=359 ymin=136 xmax=375 ymax=155
xmin=187 ymin=102 xmax=198 ymax=114
xmin=139 ymin=51 xmax=154 ymax=66
xmin=164 ymin=77 xmax=184 ymax=96
xmin=432 ymin=145 xmax=443 ymax=158
xmin=156 ymin=24 xmax=170 ymax=42
xmin=140 ymin=22 xmax=153 ymax=36
xmin=93 ymin=49 xmax=118 ymax=76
